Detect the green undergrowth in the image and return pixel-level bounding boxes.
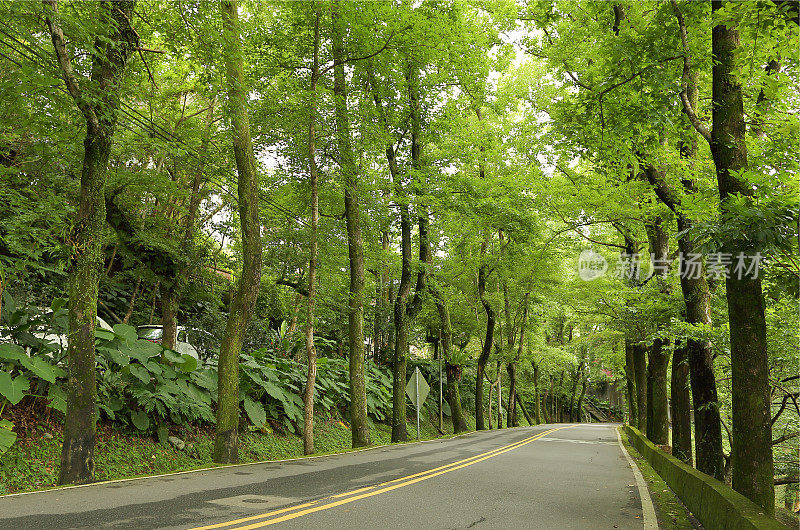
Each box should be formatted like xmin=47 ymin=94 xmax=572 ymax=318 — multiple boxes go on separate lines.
xmin=0 ymin=410 xmax=479 ymax=496
xmin=618 ymin=428 xmax=697 ymax=530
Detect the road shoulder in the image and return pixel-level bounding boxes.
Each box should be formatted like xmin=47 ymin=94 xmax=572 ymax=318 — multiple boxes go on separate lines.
xmin=617 ymin=427 xmax=701 ymax=530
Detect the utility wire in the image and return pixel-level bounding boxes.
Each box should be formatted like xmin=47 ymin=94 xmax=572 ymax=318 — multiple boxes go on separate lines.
xmin=0 ymin=26 xmax=310 ymax=228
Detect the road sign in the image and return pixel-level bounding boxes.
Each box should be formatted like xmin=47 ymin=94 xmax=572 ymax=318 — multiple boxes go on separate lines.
xmin=406 ymin=367 xmax=429 ymax=409
xmin=406 ymin=367 xmax=430 ymax=440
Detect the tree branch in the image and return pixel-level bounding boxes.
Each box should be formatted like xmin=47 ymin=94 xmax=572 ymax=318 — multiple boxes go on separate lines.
xmin=772 ymin=432 xmax=799 ymax=445
xmin=671 ymin=0 xmax=712 ymax=144
xmin=43 ymin=0 xmax=99 ymax=131
xmin=276 ymin=278 xmax=308 ymax=297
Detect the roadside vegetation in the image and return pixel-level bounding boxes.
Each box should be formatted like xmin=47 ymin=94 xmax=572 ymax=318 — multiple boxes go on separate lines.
xmin=0 ymin=0 xmax=796 ymax=516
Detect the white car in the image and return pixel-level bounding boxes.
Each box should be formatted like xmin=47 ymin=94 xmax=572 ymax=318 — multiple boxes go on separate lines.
xmin=136 ymin=325 xmax=199 ymax=360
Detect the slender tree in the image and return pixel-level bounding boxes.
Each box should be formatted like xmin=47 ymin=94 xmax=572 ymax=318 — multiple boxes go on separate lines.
xmin=644 ymin=218 xmax=670 ymax=445
xmin=673 ymin=1 xmax=773 ymax=502
xmin=214 ymin=0 xmax=263 ymax=464
xmin=331 ymin=0 xmax=369 ymax=447
xmin=302 ymin=5 xmax=321 ymax=456
xmin=44 ymin=0 xmax=139 ymax=485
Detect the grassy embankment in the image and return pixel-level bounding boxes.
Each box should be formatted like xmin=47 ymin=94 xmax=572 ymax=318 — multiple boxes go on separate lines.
xmin=1 ymin=410 xmax=484 ymax=495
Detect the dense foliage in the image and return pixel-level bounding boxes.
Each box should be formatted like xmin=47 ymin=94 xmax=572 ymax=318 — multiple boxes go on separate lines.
xmin=0 ymin=0 xmax=796 ymax=514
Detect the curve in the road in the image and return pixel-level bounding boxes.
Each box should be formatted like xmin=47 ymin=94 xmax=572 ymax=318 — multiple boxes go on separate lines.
xmin=189 ymin=426 xmax=570 ymax=530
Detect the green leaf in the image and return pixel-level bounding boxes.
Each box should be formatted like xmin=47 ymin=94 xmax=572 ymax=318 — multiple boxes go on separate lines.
xmin=22 ymin=356 xmax=57 ymax=384
xmin=157 ymin=424 xmax=168 ymax=446
xmin=107 ymin=395 xmax=124 ymax=412
xmin=262 ymin=381 xmax=287 ymax=403
xmin=50 ymin=297 xmax=67 ymax=313
xmin=127 ymin=364 xmax=151 ymax=385
xmin=0 ymin=372 xmax=29 ymax=405
xmin=98 ymin=345 xmax=129 ymax=366
xmin=177 ymin=354 xmax=198 ymax=373
xmin=47 ymin=384 xmax=66 ymax=413
xmin=0 ymin=419 xmax=16 ymax=455
xmin=243 ymin=397 xmax=267 ymax=428
xmin=95 ymin=329 xmax=116 ymax=341
xmin=130 ymin=409 xmax=150 ymax=431
xmin=98 ymin=403 xmax=115 ymax=420
xmin=113 ymin=324 xmax=138 ymax=343
xmin=121 ymin=340 xmax=162 ymax=363
xmin=0 ymin=343 xmax=25 ymax=362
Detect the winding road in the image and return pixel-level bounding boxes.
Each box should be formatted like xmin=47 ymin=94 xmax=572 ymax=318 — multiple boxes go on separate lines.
xmin=0 ymin=423 xmax=655 ymax=529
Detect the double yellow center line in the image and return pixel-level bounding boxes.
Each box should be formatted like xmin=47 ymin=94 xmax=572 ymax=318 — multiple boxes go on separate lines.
xmin=189 ymin=426 xmax=568 ymax=530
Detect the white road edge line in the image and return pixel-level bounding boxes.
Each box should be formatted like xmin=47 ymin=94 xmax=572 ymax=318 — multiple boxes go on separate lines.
xmin=616 ymin=427 xmax=657 ymax=530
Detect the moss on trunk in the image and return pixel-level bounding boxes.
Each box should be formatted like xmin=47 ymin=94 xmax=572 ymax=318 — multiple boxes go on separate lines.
xmin=711 ymin=1 xmax=774 ymax=512
xmin=331 ymin=0 xmax=369 ymax=448
xmin=214 ymin=0 xmax=263 ymax=464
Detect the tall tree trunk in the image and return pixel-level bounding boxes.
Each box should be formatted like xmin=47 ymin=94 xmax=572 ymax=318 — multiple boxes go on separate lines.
xmin=576 ymin=372 xmax=587 ymax=423
xmin=430 ymin=285 xmax=467 ymax=433
xmin=624 ymin=340 xmax=638 ymax=427
xmin=542 ymin=375 xmax=553 ymax=424
xmin=391 ymin=197 xmax=411 ymax=441
xmin=303 ymin=6 xmax=321 ymax=456
xmin=645 ymin=168 xmax=724 ymax=479
xmin=647 ymin=338 xmax=669 ymax=444
xmin=45 ymin=0 xmax=138 ymax=485
xmin=671 ymin=342 xmax=693 ymax=465
xmin=495 ymin=362 xmax=502 ymax=429
xmin=475 ymin=236 xmax=495 ymax=431
xmin=331 ymin=0 xmax=369 ymax=448
xmin=532 ymin=359 xmax=542 ymax=424
xmin=214 ymin=0 xmax=263 ymax=464
xmin=670 ymin=0 xmax=743 ymax=483
xmin=568 ymin=363 xmax=581 ymax=423
xmin=633 ymin=343 xmax=648 ymax=433
xmin=645 ymin=218 xmax=670 ymax=445
xmin=711 ymin=1 xmax=773 ymax=511
xmin=506 ymin=363 xmax=517 ymax=428
xmin=507 ymin=292 xmax=528 ymax=428
xmin=515 ymin=390 xmax=534 ymax=425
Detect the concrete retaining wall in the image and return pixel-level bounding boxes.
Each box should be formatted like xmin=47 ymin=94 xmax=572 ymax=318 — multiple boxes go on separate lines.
xmin=624 ymin=425 xmax=788 ymax=530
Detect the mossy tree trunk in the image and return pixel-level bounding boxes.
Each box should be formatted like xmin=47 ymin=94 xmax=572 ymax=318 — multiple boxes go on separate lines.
xmin=303 ymin=6 xmax=321 ymax=456
xmin=430 ymin=285 xmax=467 ymax=434
xmin=711 ymin=1 xmax=774 ymax=512
xmin=507 ymin=292 xmax=528 ymax=428
xmin=214 ymin=0 xmax=263 ymax=464
xmin=576 ymin=373 xmax=587 ymax=423
xmin=671 ymin=343 xmax=693 ymax=465
xmin=475 ymin=236 xmax=495 ymax=431
xmin=645 ymin=218 xmax=670 ymax=445
xmin=532 ymin=359 xmax=542 ymax=424
xmin=45 ymin=0 xmax=138 ymax=485
xmin=368 ymin=63 xmax=410 ymax=443
xmin=633 ymin=343 xmax=648 ymax=433
xmin=670 ymin=0 xmax=743 ymax=483
xmin=624 ymin=340 xmax=638 ymax=427
xmin=331 ymin=0 xmax=369 ymax=448
xmin=645 ymin=165 xmax=724 ymax=479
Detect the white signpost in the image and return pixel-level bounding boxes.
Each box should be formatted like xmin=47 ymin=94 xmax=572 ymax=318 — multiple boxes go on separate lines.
xmin=405 ymin=367 xmax=430 ymax=440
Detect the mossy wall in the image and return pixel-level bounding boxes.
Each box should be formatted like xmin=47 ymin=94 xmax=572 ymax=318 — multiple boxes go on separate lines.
xmin=624 ymin=425 xmax=788 ymax=530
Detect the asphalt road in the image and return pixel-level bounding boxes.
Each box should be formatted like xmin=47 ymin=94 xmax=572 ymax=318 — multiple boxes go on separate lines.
xmin=0 ymin=423 xmax=654 ymax=529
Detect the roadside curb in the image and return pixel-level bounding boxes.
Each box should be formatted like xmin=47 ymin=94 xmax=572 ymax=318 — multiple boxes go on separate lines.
xmin=616 ymin=427 xmax=658 ymax=530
